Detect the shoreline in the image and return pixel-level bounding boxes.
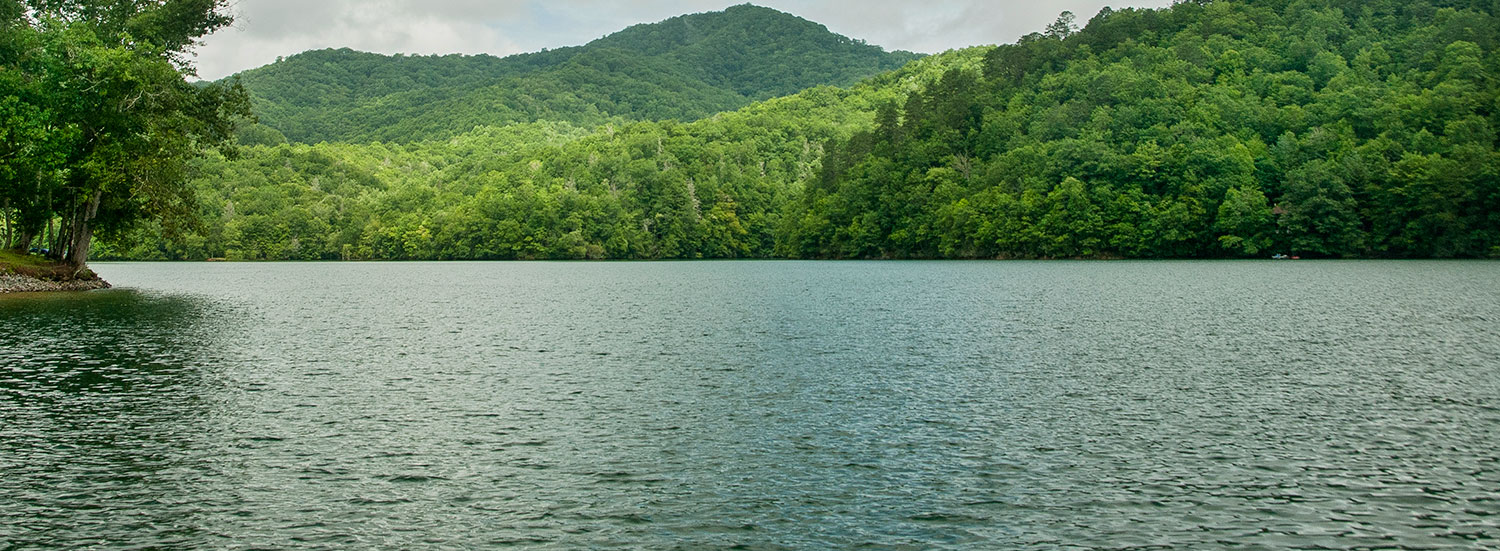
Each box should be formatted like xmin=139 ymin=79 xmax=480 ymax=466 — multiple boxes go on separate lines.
xmin=0 ymin=273 xmax=112 ymax=294
xmin=0 ymin=253 xmax=113 ymax=294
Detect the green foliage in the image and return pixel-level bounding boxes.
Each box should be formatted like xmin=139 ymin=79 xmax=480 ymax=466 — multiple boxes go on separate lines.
xmin=97 ymin=51 xmax=951 ymax=261
xmin=1214 ymin=187 xmax=1275 ymax=256
xmin=2 ymin=0 xmax=250 ymax=265
xmin=100 ymin=0 xmax=1500 ymax=261
xmin=235 ymin=5 xmax=919 ymax=144
xmin=780 ymin=0 xmax=1500 ymax=259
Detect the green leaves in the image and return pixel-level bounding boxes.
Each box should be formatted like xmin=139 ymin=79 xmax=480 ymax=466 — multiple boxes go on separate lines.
xmin=94 ymin=0 xmax=1500 ymax=261
xmin=1214 ymin=187 xmax=1275 ymax=256
xmin=778 ymin=0 xmax=1499 ymax=259
xmin=233 ymin=6 xmax=917 ymax=144
xmin=20 ymin=0 xmax=232 ymax=55
xmin=1 ymin=0 xmax=248 ymax=264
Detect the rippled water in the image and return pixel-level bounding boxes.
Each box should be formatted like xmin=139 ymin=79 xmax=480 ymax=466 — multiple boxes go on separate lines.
xmin=2 ymin=261 xmax=1498 ymax=549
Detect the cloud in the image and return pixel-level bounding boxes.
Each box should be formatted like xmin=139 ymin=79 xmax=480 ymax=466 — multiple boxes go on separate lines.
xmin=191 ymin=0 xmax=1175 ymax=80
xmin=765 ymin=0 xmax=1175 ymax=54
xmin=192 ymin=0 xmax=524 ymax=78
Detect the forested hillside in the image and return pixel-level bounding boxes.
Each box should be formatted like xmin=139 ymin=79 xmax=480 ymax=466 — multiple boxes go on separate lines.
xmin=99 ymin=0 xmax=1499 ymax=261
xmin=235 ymin=4 xmax=919 ymax=144
xmin=100 ymin=51 xmax=970 ymax=261
xmin=782 ymin=0 xmax=1500 ymax=259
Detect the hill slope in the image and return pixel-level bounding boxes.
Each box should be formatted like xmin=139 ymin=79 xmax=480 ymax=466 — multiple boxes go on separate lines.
xmin=233 ymin=4 xmax=920 ymax=144
xmin=105 ymin=0 xmax=1499 ymax=260
xmin=780 ymin=0 xmax=1499 ymax=259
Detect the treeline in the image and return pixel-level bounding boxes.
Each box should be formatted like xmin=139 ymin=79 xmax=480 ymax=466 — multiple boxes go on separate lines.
xmin=236 ymin=5 xmax=919 ymax=144
xmin=96 ymin=53 xmax=963 ymax=261
xmin=101 ymin=0 xmax=1499 ymax=261
xmin=783 ymin=0 xmax=1499 ymax=258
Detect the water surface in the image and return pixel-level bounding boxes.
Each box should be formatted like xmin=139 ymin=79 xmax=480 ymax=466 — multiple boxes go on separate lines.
xmin=3 ymin=261 xmax=1498 ymax=549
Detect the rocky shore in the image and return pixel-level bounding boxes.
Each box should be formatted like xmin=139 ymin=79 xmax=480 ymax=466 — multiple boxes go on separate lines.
xmin=0 ymin=255 xmax=112 ymax=294
xmin=0 ymin=273 xmax=111 ymax=294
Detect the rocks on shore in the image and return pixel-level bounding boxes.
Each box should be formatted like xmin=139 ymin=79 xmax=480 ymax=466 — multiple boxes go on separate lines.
xmin=0 ymin=273 xmax=112 ymax=294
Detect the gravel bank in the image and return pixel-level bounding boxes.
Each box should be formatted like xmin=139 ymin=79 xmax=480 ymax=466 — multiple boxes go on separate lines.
xmin=0 ymin=273 xmax=112 ymax=294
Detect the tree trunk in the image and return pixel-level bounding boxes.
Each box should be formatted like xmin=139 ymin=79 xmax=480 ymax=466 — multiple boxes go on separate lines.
xmin=12 ymin=230 xmax=34 ymax=253
xmin=53 ymin=214 xmax=68 ymax=260
xmin=12 ymin=215 xmax=35 ymax=252
xmin=67 ymin=192 xmax=103 ymax=268
xmin=61 ymin=201 xmax=77 ymax=259
xmin=44 ymin=218 xmax=55 ymax=257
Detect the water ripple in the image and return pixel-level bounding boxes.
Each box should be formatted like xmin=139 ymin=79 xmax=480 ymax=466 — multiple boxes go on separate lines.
xmin=2 ymin=261 xmax=1498 ymax=549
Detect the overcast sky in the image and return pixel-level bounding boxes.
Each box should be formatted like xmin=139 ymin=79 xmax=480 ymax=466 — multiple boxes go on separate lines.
xmin=193 ymin=0 xmax=1176 ymax=80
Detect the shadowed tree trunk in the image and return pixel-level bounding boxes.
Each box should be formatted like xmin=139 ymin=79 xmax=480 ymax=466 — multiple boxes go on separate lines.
xmin=11 ymin=230 xmax=33 ymax=252
xmin=66 ymin=191 xmax=102 ymax=268
xmin=6 ymin=198 xmax=44 ymax=253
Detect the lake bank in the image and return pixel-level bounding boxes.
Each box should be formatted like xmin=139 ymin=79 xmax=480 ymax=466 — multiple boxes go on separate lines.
xmin=0 ymin=251 xmax=111 ymax=294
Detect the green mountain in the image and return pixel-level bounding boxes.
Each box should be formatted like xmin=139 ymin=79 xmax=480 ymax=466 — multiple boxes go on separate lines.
xmin=781 ymin=0 xmax=1500 ymax=259
xmin=103 ymin=0 xmax=1500 ymax=261
xmin=233 ymin=4 xmax=920 ymax=144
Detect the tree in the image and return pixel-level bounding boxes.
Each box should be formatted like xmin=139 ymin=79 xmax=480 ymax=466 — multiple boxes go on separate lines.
xmin=0 ymin=7 xmax=73 ymax=252
xmin=1046 ymin=11 xmax=1078 ymax=40
xmin=1277 ymin=161 xmax=1365 ymax=257
xmin=1038 ymin=177 xmax=1103 ymax=257
xmin=1214 ymin=186 xmax=1275 ymax=256
xmin=6 ymin=0 xmax=250 ymax=268
xmin=91 ymin=0 xmax=1500 ymax=262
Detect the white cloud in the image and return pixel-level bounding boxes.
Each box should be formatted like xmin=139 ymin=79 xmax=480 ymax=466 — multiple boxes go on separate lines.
xmin=191 ymin=0 xmax=1176 ymax=80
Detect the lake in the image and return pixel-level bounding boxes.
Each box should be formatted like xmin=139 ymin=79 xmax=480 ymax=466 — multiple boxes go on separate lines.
xmin=2 ymin=261 xmax=1498 ymax=549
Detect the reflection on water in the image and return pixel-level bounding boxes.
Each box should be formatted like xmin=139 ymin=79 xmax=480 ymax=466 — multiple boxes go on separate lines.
xmin=3 ymin=261 xmax=1500 ymax=549
xmin=0 ymin=291 xmax=236 ymax=549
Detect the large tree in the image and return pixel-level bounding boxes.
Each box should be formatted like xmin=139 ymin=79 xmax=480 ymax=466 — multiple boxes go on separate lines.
xmin=1 ymin=0 xmax=248 ymax=268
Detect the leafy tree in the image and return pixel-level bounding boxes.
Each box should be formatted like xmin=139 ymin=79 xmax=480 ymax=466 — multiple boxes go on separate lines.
xmin=1046 ymin=11 xmax=1079 ymax=40
xmin=1278 ymin=160 xmax=1366 ymax=257
xmin=100 ymin=0 xmax=1500 ymax=261
xmin=233 ymin=5 xmax=918 ymax=144
xmin=4 ymin=0 xmax=249 ymax=268
xmin=1214 ymin=186 xmax=1275 ymax=256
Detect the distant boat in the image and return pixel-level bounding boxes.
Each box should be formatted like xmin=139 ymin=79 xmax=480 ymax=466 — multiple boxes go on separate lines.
xmin=1272 ymin=254 xmax=1289 ymax=260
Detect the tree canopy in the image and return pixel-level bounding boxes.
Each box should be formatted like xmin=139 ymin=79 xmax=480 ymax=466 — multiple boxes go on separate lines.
xmin=233 ymin=4 xmax=920 ymax=144
xmin=94 ymin=0 xmax=1500 ymax=261
xmin=784 ymin=0 xmax=1500 ymax=259
xmin=1 ymin=0 xmax=250 ymax=267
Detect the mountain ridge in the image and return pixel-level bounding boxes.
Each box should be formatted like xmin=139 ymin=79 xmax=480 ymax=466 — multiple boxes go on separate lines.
xmin=102 ymin=0 xmax=1499 ymax=261
xmin=232 ymin=4 xmax=920 ymax=144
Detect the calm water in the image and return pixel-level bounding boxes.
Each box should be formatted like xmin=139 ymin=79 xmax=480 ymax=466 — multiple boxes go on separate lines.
xmin=2 ymin=261 xmax=1498 ymax=550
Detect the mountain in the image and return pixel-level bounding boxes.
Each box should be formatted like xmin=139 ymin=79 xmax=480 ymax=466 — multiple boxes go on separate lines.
xmin=780 ymin=0 xmax=1500 ymax=259
xmin=103 ymin=0 xmax=1499 ymax=261
xmin=232 ymin=4 xmax=920 ymax=144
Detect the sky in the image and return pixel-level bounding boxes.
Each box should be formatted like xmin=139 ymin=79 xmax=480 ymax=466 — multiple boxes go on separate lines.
xmin=193 ymin=0 xmax=1177 ymax=80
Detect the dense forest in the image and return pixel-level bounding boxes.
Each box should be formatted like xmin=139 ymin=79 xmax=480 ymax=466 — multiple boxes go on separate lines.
xmin=99 ymin=58 xmax=950 ymax=260
xmin=784 ymin=0 xmax=1500 ymax=259
xmin=96 ymin=0 xmax=1499 ymax=261
xmin=236 ymin=5 xmax=920 ymax=144
xmin=1 ymin=0 xmax=246 ymax=269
